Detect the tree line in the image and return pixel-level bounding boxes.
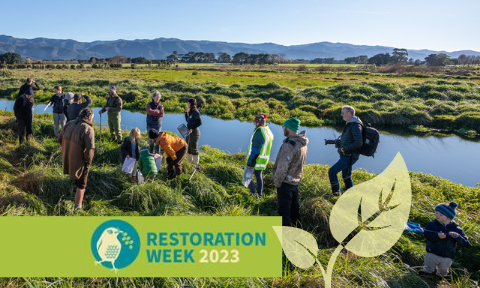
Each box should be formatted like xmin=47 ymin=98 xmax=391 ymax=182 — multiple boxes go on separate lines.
xmin=1 ymin=49 xmax=480 ymax=67
xmin=344 ymin=48 xmax=480 ymax=67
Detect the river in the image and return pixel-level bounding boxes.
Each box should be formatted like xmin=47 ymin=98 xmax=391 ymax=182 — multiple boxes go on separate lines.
xmin=1 ymin=99 xmax=478 ymax=187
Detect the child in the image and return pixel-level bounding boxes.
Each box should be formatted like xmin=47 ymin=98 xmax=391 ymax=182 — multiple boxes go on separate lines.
xmin=420 ymin=201 xmax=471 ymax=277
xmin=138 ymin=146 xmax=158 ymax=179
xmin=120 ymin=128 xmax=141 ymax=181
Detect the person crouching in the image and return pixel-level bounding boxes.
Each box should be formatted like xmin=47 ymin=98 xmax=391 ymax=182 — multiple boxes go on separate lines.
xmin=149 ymin=129 xmax=187 ymax=179
xmin=120 ymin=127 xmax=141 ymax=181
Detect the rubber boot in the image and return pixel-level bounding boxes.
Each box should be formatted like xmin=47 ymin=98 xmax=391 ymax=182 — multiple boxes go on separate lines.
xmin=187 ymin=153 xmax=194 ymax=164
xmin=193 ymin=154 xmax=203 ymax=172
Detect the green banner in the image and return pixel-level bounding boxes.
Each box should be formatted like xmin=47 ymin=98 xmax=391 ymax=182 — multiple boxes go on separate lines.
xmin=0 ymin=217 xmax=282 ymax=277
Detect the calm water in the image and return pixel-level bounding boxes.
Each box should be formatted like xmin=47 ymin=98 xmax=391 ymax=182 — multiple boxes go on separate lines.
xmin=1 ymin=99 xmax=479 ymax=187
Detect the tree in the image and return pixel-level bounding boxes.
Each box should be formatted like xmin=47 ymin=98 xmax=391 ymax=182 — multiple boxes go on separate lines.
xmin=217 ymin=52 xmax=231 ymax=63
xmin=391 ymin=48 xmax=408 ymax=64
xmin=368 ymin=53 xmax=391 ymax=65
xmin=425 ymin=53 xmax=451 ymax=66
xmin=232 ymin=52 xmax=249 ymax=65
xmin=0 ymin=52 xmax=22 ymax=64
xmin=107 ymin=55 xmax=128 ymax=65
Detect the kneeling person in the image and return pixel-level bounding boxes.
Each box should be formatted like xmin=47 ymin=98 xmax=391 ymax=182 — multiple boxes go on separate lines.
xmin=149 ymin=129 xmax=187 ymax=179
xmin=138 ymin=146 xmax=158 ymax=179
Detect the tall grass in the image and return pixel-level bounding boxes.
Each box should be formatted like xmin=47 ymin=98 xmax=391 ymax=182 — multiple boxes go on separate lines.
xmin=0 ymin=100 xmax=478 ymax=286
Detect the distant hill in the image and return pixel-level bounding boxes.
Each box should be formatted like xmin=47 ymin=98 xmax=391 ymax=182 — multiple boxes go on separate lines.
xmin=0 ymin=35 xmax=479 ymax=61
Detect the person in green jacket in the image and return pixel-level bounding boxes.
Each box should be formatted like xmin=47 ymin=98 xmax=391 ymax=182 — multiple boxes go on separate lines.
xmin=138 ymin=146 xmax=158 ymax=178
xmin=99 ymin=86 xmax=123 ymax=143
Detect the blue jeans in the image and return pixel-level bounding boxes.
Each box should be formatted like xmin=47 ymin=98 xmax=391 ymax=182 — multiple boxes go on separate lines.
xmin=328 ymin=154 xmax=359 ymax=193
xmin=147 ymin=124 xmax=161 ymax=153
xmin=248 ymin=169 xmax=263 ymax=196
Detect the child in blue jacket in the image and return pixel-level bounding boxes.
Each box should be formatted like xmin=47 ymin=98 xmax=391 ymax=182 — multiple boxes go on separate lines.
xmin=420 ymin=201 xmax=471 ymax=277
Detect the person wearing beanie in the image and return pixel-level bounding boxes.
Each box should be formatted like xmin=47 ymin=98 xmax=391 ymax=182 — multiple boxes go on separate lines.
xmin=138 ymin=146 xmax=158 ymax=179
xmin=246 ymin=113 xmax=274 ymax=199
xmin=67 ymin=93 xmax=92 ymax=122
xmin=149 ymin=129 xmax=188 ymax=179
xmin=58 ymin=108 xmax=96 ymax=211
xmin=17 ymin=78 xmax=40 ymax=98
xmin=420 ymin=201 xmax=471 ymax=278
xmin=63 ymin=92 xmax=74 ymax=122
xmin=99 ymin=86 xmax=123 ymax=144
xmin=184 ymin=98 xmax=202 ymax=171
xmin=272 ymin=117 xmax=308 ymax=226
xmin=13 ymin=87 xmax=35 ymax=144
xmin=328 ymin=105 xmax=363 ymax=197
xmin=146 ymin=91 xmax=164 ymax=153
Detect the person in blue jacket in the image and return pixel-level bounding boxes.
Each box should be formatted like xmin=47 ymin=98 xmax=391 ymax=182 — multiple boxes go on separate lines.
xmin=420 ymin=201 xmax=471 ymax=277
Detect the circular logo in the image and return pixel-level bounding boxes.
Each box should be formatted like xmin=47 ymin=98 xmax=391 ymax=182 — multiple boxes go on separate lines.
xmin=91 ymin=219 xmax=140 ymax=270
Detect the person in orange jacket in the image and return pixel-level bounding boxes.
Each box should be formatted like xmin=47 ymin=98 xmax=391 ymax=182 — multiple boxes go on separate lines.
xmin=149 ymin=129 xmax=188 ymax=179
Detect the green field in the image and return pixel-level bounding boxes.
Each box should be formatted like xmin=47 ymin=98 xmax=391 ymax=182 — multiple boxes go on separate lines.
xmin=0 ymin=66 xmax=479 ymax=287
xmin=0 ymin=111 xmax=478 ymax=287
xmin=2 ymin=67 xmax=480 ymax=138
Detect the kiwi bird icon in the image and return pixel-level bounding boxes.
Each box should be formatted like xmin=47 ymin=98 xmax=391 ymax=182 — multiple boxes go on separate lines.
xmin=95 ymin=227 xmax=123 ymax=271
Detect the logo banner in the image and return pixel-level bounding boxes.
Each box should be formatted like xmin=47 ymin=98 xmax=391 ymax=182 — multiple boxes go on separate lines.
xmin=0 ymin=217 xmax=282 ymax=277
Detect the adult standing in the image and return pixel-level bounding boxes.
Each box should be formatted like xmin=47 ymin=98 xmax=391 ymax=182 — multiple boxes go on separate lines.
xmin=99 ymin=86 xmax=123 ymax=144
xmin=58 ymin=108 xmax=95 ymax=211
xmin=185 ymin=98 xmax=202 ymax=170
xmin=18 ymin=78 xmax=40 ymax=97
xmin=246 ymin=113 xmax=274 ymax=198
xmin=272 ymin=118 xmax=308 ymax=226
xmin=67 ymin=93 xmax=92 ymax=121
xmin=63 ymin=92 xmax=74 ymax=122
xmin=149 ymin=129 xmax=188 ymax=179
xmin=46 ymin=86 xmax=65 ymax=138
xmin=18 ymin=78 xmax=39 ymax=120
xmin=146 ymin=91 xmax=164 ymax=153
xmin=13 ymin=87 xmax=35 ymax=144
xmin=328 ymin=105 xmax=363 ymax=197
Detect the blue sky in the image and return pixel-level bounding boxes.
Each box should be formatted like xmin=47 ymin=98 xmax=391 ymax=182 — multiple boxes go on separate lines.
xmin=1 ymin=0 xmax=479 ymax=51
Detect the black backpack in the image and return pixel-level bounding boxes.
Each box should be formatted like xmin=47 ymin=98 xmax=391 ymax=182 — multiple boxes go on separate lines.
xmin=360 ymin=123 xmax=380 ymax=157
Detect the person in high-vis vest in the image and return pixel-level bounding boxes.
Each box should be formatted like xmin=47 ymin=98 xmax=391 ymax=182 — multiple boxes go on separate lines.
xmin=246 ymin=113 xmax=274 ymax=198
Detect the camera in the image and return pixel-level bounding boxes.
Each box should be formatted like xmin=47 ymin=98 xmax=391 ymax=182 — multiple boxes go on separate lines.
xmin=324 ymin=138 xmax=341 ymax=148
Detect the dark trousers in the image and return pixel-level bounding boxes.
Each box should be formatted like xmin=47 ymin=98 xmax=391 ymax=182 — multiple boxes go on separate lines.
xmin=277 ymin=182 xmax=300 ymax=226
xmin=166 ymin=145 xmax=187 ymax=178
xmin=17 ymin=118 xmax=32 ymax=144
xmin=328 ymin=154 xmax=359 ymax=193
xmin=248 ymin=169 xmax=263 ymax=196
xmin=186 ymin=128 xmax=200 ymax=155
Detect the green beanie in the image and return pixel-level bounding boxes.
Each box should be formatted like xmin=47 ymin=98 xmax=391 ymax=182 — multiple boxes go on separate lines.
xmin=284 ymin=117 xmax=301 ymax=132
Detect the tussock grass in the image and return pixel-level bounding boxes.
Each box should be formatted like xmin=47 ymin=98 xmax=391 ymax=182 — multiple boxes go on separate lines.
xmin=0 ymin=113 xmax=478 ymax=287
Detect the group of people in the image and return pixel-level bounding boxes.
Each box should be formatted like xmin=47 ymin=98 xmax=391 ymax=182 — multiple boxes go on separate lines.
xmin=13 ymin=78 xmax=470 ymax=278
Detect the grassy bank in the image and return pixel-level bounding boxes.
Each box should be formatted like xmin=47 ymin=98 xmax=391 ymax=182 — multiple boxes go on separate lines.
xmin=2 ymin=75 xmax=480 ymax=138
xmin=0 ymin=111 xmax=478 ymax=287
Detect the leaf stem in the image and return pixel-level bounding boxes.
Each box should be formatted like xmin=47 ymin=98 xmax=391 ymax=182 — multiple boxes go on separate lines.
xmin=324 ymin=244 xmax=344 ymax=288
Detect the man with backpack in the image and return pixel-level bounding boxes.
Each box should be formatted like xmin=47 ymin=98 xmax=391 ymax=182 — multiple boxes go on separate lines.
xmin=328 ymin=105 xmax=363 ymax=197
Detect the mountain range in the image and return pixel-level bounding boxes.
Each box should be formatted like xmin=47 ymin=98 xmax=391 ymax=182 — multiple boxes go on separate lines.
xmin=1 ymin=35 xmax=479 ymax=61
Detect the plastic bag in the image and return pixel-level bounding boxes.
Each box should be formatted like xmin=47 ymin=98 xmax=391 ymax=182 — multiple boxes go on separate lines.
xmin=177 ymin=124 xmax=189 ymax=138
xmin=122 ymin=158 xmax=136 ymax=174
xmin=153 ymin=153 xmax=163 ymax=171
xmin=137 ymin=169 xmax=144 ymax=184
xmin=242 ymin=166 xmax=253 ymax=187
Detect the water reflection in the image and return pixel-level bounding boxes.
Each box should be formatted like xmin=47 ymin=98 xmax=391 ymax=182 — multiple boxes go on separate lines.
xmin=0 ymin=99 xmax=478 ymax=187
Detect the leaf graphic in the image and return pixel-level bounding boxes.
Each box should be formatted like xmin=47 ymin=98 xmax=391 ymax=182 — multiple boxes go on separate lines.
xmin=329 ymin=152 xmax=411 ymax=257
xmin=273 ymin=226 xmax=318 ymax=269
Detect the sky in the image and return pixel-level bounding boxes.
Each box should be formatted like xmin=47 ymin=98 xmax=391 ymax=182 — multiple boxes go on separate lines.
xmin=1 ymin=0 xmax=479 ymax=52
